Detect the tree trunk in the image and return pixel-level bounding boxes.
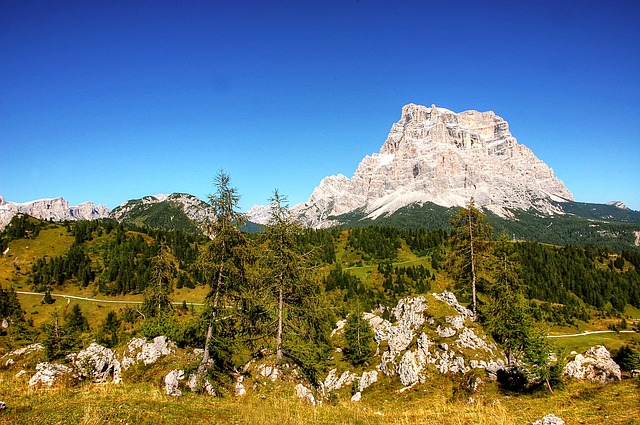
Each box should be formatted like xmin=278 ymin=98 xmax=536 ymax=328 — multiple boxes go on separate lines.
xmin=201 ymin=263 xmax=223 ymax=368
xmin=468 ymin=210 xmax=477 ymax=319
xmin=276 ymin=284 xmax=284 ymax=362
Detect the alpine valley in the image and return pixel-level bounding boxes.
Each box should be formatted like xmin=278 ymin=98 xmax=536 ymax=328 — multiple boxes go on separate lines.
xmin=2 ymin=103 xmax=639 ymax=250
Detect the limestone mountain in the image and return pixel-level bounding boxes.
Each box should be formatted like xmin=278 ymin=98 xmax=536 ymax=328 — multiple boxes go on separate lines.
xmin=109 ymin=193 xmax=216 ymax=234
xmin=288 ymin=103 xmax=574 ymax=228
xmin=0 ymin=196 xmax=110 ymax=231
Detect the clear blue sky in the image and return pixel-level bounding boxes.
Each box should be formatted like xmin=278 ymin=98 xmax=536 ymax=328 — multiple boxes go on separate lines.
xmin=1 ymin=0 xmax=639 ymax=211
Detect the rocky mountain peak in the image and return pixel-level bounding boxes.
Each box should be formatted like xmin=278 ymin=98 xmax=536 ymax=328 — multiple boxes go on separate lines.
xmin=0 ymin=196 xmax=111 ymax=231
xmin=607 ymin=201 xmax=628 ymax=210
xmin=289 ymin=103 xmax=574 ymax=228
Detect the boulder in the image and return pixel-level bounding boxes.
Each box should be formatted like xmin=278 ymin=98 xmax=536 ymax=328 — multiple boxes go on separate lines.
xmin=0 ymin=401 xmax=5 ymax=410
xmin=234 ymin=376 xmax=247 ymax=397
xmin=28 ymin=362 xmax=73 ymax=387
xmin=72 ymin=343 xmax=122 ymax=383
xmin=257 ymin=364 xmax=280 ymax=382
xmin=295 ymin=383 xmax=316 ymax=405
xmin=186 ymin=372 xmax=216 ymax=395
xmin=564 ymin=345 xmax=621 ymax=383
xmin=436 ymin=325 xmax=456 ymax=338
xmin=122 ymin=336 xmax=175 ymax=368
xmin=531 ymin=414 xmax=565 ymax=425
xmin=351 ymin=391 xmax=362 ymax=402
xmin=165 ymin=369 xmax=184 ymax=396
xmin=397 ymin=351 xmax=422 ymax=386
xmin=456 ymin=327 xmax=494 ymax=353
xmin=370 ymin=296 xmax=428 ymax=356
xmin=432 ymin=291 xmax=474 ymax=319
xmin=4 ymin=343 xmax=44 ymax=358
xmin=358 ymin=370 xmax=378 ymax=392
xmin=446 ymin=315 xmax=466 ymax=330
xmin=322 ymin=368 xmax=357 ymax=393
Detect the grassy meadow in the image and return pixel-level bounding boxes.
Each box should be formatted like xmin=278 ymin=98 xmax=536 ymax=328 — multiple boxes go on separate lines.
xmin=0 ymin=368 xmax=638 ymax=425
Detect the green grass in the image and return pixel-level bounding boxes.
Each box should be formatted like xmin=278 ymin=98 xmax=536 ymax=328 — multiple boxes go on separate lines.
xmin=551 ymin=331 xmax=639 ymax=354
xmin=0 ymin=226 xmax=75 ymax=288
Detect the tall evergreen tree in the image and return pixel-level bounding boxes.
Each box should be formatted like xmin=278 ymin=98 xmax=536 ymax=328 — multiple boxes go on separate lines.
xmin=448 ymin=198 xmax=493 ymax=318
xmin=483 ymin=232 xmax=530 ymax=366
xmin=141 ymin=242 xmax=174 ymax=318
xmin=344 ymin=311 xmax=376 ymax=366
xmin=262 ymin=190 xmax=333 ymax=381
xmin=197 ymin=170 xmax=248 ymax=373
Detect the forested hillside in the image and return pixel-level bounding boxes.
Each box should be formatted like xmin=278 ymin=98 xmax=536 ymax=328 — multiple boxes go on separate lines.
xmin=1 ymin=185 xmax=639 ymax=402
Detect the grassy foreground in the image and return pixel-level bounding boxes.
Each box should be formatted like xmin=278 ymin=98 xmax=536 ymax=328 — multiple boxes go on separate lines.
xmin=0 ymin=371 xmax=638 ymax=425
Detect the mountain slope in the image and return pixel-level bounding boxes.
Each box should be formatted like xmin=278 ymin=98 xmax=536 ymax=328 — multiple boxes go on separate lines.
xmin=109 ymin=193 xmax=215 ymax=234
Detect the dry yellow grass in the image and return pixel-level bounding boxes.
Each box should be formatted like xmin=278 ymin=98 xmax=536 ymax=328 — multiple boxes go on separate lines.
xmin=1 ymin=368 xmax=638 ymax=425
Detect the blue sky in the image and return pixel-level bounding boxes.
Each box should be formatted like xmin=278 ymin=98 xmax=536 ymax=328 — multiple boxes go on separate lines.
xmin=1 ymin=0 xmax=639 ymax=211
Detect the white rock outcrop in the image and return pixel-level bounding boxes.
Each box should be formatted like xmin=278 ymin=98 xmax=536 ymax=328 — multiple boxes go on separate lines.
xmin=71 ymin=343 xmax=122 ymax=383
xmin=295 ymin=383 xmax=316 ymax=405
xmin=531 ymin=414 xmax=565 ymax=425
xmin=165 ymin=369 xmax=185 ymax=396
xmin=432 ymin=291 xmax=474 ymax=319
xmin=322 ymin=369 xmax=357 ymax=394
xmin=122 ymin=336 xmax=175 ymax=368
xmin=28 ymin=362 xmax=74 ymax=387
xmin=564 ymin=345 xmax=621 ymax=383
xmin=358 ymin=370 xmax=378 ymax=392
xmin=289 ymin=103 xmax=573 ymax=227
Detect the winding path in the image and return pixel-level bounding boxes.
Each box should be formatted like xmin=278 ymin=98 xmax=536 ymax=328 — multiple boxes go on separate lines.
xmin=16 ymin=291 xmax=204 ymax=306
xmin=14 ymin=291 xmax=638 ymax=336
xmin=547 ymin=329 xmax=636 ymax=338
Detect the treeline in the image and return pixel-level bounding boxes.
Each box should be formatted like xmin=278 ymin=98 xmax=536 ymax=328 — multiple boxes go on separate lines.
xmin=515 ymin=242 xmax=640 ymax=313
xmin=346 ymin=226 xmax=447 ymax=261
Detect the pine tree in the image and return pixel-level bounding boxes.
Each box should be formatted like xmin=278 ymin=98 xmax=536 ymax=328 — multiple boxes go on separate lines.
xmin=482 ymin=232 xmax=561 ymax=393
xmin=96 ymin=310 xmax=120 ymax=348
xmin=448 ymin=198 xmax=493 ymax=318
xmin=483 ymin=232 xmax=530 ymax=366
xmin=141 ymin=242 xmax=174 ymax=318
xmin=344 ymin=311 xmax=376 ymax=366
xmin=65 ymin=304 xmax=89 ymax=334
xmin=197 ymin=170 xmax=248 ymax=374
xmin=262 ymin=189 xmax=332 ymax=381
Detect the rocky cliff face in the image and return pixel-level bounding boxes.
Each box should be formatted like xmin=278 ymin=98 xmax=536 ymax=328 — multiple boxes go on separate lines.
xmin=289 ymin=103 xmax=574 ymax=228
xmin=0 ymin=196 xmax=110 ymax=231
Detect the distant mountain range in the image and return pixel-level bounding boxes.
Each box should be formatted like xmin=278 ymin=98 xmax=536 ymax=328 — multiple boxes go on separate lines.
xmin=2 ymin=103 xmax=638 ymax=249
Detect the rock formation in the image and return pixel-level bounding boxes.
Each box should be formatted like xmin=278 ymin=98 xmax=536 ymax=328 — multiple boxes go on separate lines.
xmin=564 ymin=345 xmax=621 ymax=383
xmin=0 ymin=196 xmax=110 ymax=231
xmin=280 ymin=103 xmax=574 ymax=228
xmin=295 ymin=383 xmax=317 ymax=405
xmin=28 ymin=362 xmax=74 ymax=387
xmin=531 ymin=414 xmax=565 ymax=425
xmin=121 ymin=336 xmax=175 ymax=368
xmin=71 ymin=343 xmax=122 ymax=383
xmin=326 ymin=293 xmax=506 ymax=398
xmin=165 ymin=369 xmax=185 ymax=396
